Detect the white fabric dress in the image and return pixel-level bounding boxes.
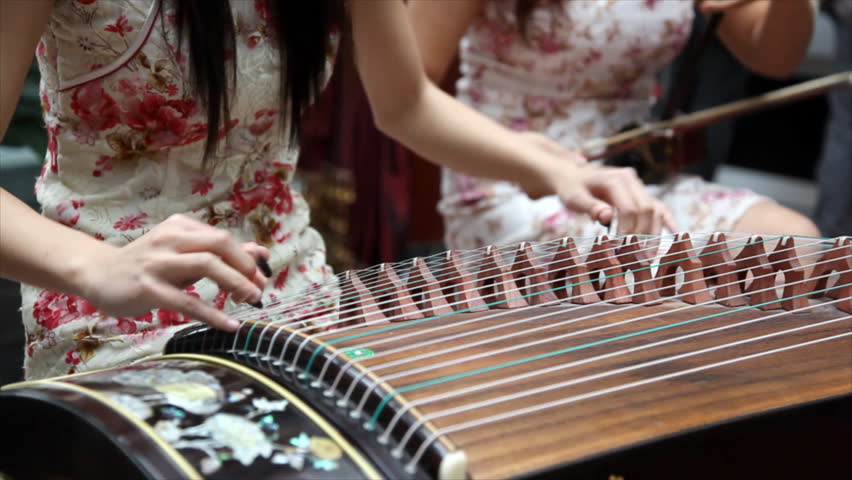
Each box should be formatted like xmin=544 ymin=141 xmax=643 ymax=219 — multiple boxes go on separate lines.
xmin=23 ymin=0 xmax=336 ymax=379
xmin=440 ymin=0 xmax=766 ymax=250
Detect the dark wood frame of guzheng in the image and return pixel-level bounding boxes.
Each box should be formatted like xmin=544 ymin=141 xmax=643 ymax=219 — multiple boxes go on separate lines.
xmin=1 ymin=233 xmax=850 ymax=479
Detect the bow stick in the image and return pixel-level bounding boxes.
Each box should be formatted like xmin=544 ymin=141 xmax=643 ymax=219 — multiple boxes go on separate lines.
xmin=582 ymin=71 xmax=852 ymax=160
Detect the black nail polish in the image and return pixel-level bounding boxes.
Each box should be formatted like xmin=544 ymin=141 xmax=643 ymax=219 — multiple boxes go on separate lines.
xmin=257 ymin=257 xmax=272 ymax=277
xmin=251 ymin=301 xmax=264 ymax=309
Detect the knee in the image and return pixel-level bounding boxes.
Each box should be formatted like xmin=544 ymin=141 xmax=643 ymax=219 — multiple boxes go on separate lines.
xmin=786 ymin=213 xmax=821 ymax=238
xmin=733 ymin=201 xmax=822 ymax=238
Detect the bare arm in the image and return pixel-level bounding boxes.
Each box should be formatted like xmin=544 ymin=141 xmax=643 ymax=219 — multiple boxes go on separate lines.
xmin=701 ymin=0 xmax=815 ymax=78
xmin=0 ymin=1 xmax=265 ymax=330
xmin=352 ymin=1 xmax=559 ymax=196
xmin=0 ymin=1 xmax=76 ymax=292
xmin=350 ymin=1 xmax=676 ymax=235
xmin=0 ymin=1 xmax=51 ymax=139
xmin=409 ymin=0 xmax=484 ymax=84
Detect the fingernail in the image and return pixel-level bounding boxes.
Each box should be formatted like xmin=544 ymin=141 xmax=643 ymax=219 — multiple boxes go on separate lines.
xmin=257 ymin=257 xmax=272 ymax=277
xmin=226 ymin=319 xmax=241 ymax=331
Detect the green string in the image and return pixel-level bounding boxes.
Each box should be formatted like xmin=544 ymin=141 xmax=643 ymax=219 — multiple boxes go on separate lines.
xmin=241 ymin=242 xmax=569 ymax=353
xmin=301 ymin=236 xmax=782 ymax=379
xmin=366 ymin=282 xmax=849 ymax=428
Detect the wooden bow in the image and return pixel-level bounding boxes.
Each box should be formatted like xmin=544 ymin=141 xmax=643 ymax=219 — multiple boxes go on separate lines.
xmin=582 ymin=71 xmax=852 ymax=160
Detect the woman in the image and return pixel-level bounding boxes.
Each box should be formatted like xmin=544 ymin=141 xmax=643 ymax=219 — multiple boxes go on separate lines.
xmin=409 ymin=0 xmax=821 ymax=250
xmin=0 ymin=0 xmax=675 ymax=379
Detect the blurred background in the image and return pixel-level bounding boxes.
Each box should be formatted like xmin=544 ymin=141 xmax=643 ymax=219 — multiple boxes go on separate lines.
xmin=1 ymin=2 xmax=848 ymax=385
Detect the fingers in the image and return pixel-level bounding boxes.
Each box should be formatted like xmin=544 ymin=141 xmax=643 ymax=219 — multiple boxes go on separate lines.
xmin=561 ymin=166 xmax=675 ymax=236
xmin=662 ymin=208 xmax=679 ymax=233
xmin=587 ymin=168 xmax=640 ymax=233
xmin=561 ymin=187 xmax=614 ymax=226
xmin=173 ymin=252 xmax=263 ymax=305
xmin=242 ymin=242 xmax=272 ymax=289
xmin=652 ymin=203 xmax=665 ymax=236
xmin=152 ymin=216 xmax=268 ymax=288
xmin=601 ymin=168 xmax=677 ymax=236
xmin=242 ymin=241 xmax=271 ymax=262
xmin=179 ymin=230 xmax=258 ymax=277
xmin=147 ymin=281 xmax=241 ymax=332
xmin=626 ymin=201 xmax=676 ymax=236
xmin=142 ymin=215 xmax=270 ymax=300
xmin=87 ymin=215 xmax=271 ymax=325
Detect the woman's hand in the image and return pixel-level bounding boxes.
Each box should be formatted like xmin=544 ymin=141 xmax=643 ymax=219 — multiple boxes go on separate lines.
xmin=350 ymin=2 xmax=676 ymax=237
xmin=0 ymin=188 xmax=269 ymax=333
xmin=545 ymin=163 xmax=678 ymax=236
xmin=74 ymin=215 xmax=269 ymax=332
xmin=510 ymin=132 xmax=676 ymax=235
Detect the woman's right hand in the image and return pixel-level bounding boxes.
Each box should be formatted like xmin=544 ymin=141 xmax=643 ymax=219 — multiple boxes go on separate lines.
xmin=73 ymin=214 xmax=269 ymax=332
xmin=549 ymin=163 xmax=678 ymax=236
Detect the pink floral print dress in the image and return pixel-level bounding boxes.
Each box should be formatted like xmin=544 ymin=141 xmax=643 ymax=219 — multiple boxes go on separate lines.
xmin=22 ymin=0 xmax=337 ymax=379
xmin=440 ymin=0 xmax=766 ymax=250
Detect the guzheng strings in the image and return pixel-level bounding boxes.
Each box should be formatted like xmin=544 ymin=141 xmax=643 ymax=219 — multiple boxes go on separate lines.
xmin=192 ymin=233 xmax=849 ymax=474
xmin=222 ymin=235 xmax=846 ymax=381
xmin=226 ymin=232 xmax=748 ymax=326
xmin=227 ymin=235 xmax=838 ymax=359
xmin=404 ymin=324 xmax=851 ymax=472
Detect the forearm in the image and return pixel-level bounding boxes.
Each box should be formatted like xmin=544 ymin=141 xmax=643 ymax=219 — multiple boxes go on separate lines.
xmin=714 ymin=0 xmax=815 ymax=77
xmin=0 ymin=188 xmax=112 ymax=296
xmin=352 ymin=1 xmax=563 ymax=196
xmin=375 ymin=83 xmax=560 ymax=195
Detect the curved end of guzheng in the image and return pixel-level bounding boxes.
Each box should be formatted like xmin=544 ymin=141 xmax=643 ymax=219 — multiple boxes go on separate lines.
xmin=0 ymin=354 xmax=414 ymax=480
xmin=164 ymin=324 xmax=467 ymax=480
xmin=163 ymin=233 xmax=851 ymax=478
xmin=4 ymin=233 xmax=850 ymax=479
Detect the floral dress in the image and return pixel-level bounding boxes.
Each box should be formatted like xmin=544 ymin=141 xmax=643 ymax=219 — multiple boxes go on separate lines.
xmin=440 ymin=0 xmax=767 ymax=250
xmin=22 ymin=0 xmax=337 ymax=380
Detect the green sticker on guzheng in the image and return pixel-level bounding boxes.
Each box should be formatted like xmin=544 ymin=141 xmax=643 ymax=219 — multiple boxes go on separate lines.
xmin=341 ymin=347 xmax=375 ymax=360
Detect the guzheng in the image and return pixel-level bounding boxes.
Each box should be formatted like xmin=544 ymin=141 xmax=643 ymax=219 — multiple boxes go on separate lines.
xmin=1 ymin=233 xmax=850 ymax=479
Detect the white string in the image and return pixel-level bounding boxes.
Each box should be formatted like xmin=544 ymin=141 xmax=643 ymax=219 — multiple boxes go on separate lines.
xmin=227 ymin=234 xmax=580 ymax=322
xmin=230 ymin=235 xmax=834 ymax=396
xmin=389 ymin=303 xmax=851 ymax=454
xmin=238 ymin=237 xmax=576 ymax=370
xmin=378 ymin=292 xmax=851 ymax=443
xmin=194 ymin=233 xmax=847 ymax=473
xmin=269 ymin=233 xmax=693 ymax=381
xmin=200 ymin=233 xmax=847 ymax=474
xmin=404 ymin=329 xmax=852 ymax=472
xmin=345 ymin=240 xmax=842 ymax=415
xmin=285 ymin=232 xmax=756 ymax=383
xmin=327 ymin=236 xmax=830 ymax=403
xmin=228 ymin=234 xmax=628 ymax=367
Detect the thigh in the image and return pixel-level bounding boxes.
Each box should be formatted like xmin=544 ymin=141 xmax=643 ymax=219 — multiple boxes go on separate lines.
xmin=441 ymin=193 xmax=605 ymax=250
xmin=732 ymin=200 xmax=821 ymax=238
xmin=655 ymin=175 xmax=767 ymax=234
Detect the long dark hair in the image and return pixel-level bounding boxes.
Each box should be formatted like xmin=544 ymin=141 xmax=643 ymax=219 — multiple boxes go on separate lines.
xmin=516 ymin=0 xmax=562 ymax=38
xmin=173 ymin=0 xmax=344 ymax=160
